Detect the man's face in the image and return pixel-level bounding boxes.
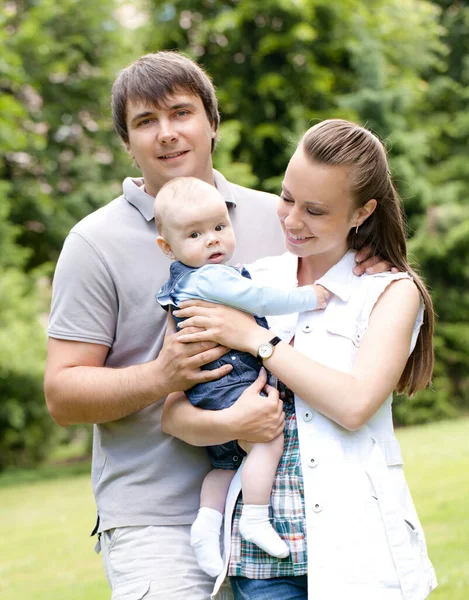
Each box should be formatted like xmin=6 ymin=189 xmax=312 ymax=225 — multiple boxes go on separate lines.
xmin=125 ymin=93 xmax=217 ymax=196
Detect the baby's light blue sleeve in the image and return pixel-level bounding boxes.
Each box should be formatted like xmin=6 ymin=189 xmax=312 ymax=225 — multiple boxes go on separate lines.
xmin=195 ymin=265 xmax=318 ymax=316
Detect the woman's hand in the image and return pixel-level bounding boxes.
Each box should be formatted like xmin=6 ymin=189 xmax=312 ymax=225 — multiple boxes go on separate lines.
xmin=174 ymin=300 xmax=271 ymax=355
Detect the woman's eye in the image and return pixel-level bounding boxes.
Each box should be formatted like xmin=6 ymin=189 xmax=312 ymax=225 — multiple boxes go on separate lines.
xmin=281 ymin=195 xmax=293 ymax=203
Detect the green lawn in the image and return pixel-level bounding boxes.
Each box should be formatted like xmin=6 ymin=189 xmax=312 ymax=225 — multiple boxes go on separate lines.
xmin=2 ymin=418 xmax=468 ymax=599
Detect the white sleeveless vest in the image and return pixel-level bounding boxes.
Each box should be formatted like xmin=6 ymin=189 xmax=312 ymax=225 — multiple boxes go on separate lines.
xmin=213 ymin=251 xmax=437 ymax=600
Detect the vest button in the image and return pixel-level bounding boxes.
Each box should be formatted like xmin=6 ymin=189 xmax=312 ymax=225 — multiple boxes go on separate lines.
xmin=308 ymin=457 xmax=318 ymax=468
xmin=302 ymin=324 xmax=312 ymax=333
xmin=303 ymin=411 xmax=313 ymax=422
xmin=312 ymin=502 xmax=323 ymax=513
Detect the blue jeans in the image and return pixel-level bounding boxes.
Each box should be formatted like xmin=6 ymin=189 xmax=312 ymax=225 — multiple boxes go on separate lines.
xmin=230 ymin=576 xmax=308 ymax=600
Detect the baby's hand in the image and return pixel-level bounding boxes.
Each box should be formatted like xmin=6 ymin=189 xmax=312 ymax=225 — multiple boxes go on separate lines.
xmin=312 ymin=284 xmax=330 ymax=310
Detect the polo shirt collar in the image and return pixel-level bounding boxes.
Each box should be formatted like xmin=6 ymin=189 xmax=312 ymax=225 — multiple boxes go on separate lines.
xmin=122 ymin=169 xmax=236 ymax=223
xmin=213 ymin=170 xmax=237 ymax=207
xmin=123 ymin=177 xmax=155 ymax=222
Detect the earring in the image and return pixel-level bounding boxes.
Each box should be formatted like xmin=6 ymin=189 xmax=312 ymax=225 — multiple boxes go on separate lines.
xmin=355 ymin=224 xmax=360 ymax=234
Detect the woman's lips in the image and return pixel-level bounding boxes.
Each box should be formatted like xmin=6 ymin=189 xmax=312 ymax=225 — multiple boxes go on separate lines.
xmin=285 ymin=230 xmax=314 ymax=245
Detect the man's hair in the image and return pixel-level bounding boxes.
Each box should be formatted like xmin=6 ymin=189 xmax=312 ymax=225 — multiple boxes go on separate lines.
xmin=154 ymin=177 xmax=225 ymax=235
xmin=301 ymin=119 xmax=434 ymax=395
xmin=112 ymin=51 xmax=220 ymax=151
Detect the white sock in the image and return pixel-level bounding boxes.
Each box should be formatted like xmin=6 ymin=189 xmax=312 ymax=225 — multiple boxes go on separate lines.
xmin=239 ymin=504 xmax=290 ymax=558
xmin=190 ymin=507 xmax=224 ymax=578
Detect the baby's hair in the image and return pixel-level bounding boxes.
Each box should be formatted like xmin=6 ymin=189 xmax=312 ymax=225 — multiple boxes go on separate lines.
xmin=154 ymin=177 xmax=222 ymax=235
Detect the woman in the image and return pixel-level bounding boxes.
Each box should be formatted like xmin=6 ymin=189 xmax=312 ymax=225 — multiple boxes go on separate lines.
xmin=164 ymin=119 xmax=437 ymax=599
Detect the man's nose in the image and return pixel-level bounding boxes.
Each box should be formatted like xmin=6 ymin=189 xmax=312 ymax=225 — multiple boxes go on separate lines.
xmin=158 ymin=120 xmax=178 ymax=144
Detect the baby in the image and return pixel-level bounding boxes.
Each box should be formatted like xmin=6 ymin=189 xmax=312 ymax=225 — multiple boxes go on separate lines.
xmin=155 ymin=177 xmax=329 ymax=577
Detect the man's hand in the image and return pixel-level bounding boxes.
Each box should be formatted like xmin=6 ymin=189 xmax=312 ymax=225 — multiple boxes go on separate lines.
xmin=353 ymin=247 xmax=399 ymax=276
xmin=155 ymin=313 xmax=232 ymax=396
xmin=224 ymin=368 xmax=285 ymax=443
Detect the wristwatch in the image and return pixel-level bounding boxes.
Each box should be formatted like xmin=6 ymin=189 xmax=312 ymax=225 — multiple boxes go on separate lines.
xmin=257 ymin=336 xmax=282 ymax=361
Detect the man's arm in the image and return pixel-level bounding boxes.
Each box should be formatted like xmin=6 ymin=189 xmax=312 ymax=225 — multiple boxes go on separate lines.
xmin=161 ymin=369 xmax=285 ymax=445
xmin=44 ymin=333 xmax=231 ymax=427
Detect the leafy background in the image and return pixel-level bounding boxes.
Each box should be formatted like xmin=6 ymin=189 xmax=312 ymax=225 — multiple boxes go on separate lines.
xmin=1 ymin=0 xmax=469 ymax=466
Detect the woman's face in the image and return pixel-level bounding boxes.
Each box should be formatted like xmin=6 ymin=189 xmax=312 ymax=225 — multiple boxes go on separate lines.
xmin=278 ymin=147 xmax=360 ymax=263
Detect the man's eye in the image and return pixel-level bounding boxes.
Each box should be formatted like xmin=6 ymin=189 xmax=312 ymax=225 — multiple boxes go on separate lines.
xmin=190 ymin=232 xmax=200 ymax=239
xmin=138 ymin=118 xmax=153 ymax=126
xmin=176 ymin=110 xmax=189 ymax=117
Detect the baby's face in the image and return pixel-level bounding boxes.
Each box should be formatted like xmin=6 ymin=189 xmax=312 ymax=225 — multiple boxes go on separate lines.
xmin=165 ymin=192 xmax=236 ymax=268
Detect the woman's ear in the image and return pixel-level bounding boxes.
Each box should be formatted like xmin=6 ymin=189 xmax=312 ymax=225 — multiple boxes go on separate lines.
xmin=157 ymin=236 xmax=175 ymax=260
xmin=356 ymin=198 xmax=377 ymax=228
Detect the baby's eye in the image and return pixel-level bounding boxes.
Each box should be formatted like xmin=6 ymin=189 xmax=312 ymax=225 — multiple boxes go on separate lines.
xmin=215 ymin=224 xmax=225 ymax=232
xmin=189 ymin=232 xmax=200 ymax=239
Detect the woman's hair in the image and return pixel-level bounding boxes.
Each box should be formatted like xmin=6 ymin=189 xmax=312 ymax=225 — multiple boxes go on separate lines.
xmin=301 ymin=119 xmax=434 ymax=395
xmin=112 ymin=51 xmax=220 ymax=151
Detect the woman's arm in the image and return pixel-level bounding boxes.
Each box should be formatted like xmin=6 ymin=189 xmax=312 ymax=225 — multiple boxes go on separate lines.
xmin=174 ymin=279 xmax=421 ymax=431
xmin=162 ymin=369 xmax=285 ymax=445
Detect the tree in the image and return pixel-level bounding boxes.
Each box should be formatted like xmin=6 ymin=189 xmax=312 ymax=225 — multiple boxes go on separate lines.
xmin=395 ymin=0 xmax=469 ymax=423
xmin=146 ymin=0 xmax=453 ymax=425
xmin=0 ymin=0 xmax=141 ymax=468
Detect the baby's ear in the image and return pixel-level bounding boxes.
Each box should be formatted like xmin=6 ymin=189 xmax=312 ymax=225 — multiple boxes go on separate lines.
xmin=157 ymin=236 xmax=175 ymax=260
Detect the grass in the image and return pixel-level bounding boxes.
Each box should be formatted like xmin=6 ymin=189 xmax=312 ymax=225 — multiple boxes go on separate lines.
xmin=396 ymin=418 xmax=469 ymax=599
xmin=1 ymin=418 xmax=468 ymax=599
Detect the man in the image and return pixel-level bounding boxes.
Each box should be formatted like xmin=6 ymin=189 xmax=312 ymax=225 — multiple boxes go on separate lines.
xmin=44 ymin=51 xmax=386 ymax=599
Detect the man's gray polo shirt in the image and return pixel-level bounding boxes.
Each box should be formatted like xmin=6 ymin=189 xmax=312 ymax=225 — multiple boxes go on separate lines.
xmin=48 ymin=170 xmax=286 ymax=532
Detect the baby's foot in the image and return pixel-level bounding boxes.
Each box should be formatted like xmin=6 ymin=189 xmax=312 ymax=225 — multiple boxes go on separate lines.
xmin=190 ymin=507 xmax=224 ymax=577
xmin=239 ymin=504 xmax=289 ymax=558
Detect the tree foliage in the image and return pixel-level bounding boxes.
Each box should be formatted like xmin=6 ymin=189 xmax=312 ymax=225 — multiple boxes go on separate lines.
xmin=1 ymin=0 xmax=468 ymax=468
xmin=0 ymin=0 xmax=136 ymax=468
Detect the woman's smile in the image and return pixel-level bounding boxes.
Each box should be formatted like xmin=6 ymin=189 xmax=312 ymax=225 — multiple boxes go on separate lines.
xmin=285 ymin=230 xmax=315 ymax=245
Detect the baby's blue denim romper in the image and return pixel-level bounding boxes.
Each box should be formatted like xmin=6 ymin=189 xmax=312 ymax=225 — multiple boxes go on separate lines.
xmin=157 ymin=261 xmax=269 ymax=470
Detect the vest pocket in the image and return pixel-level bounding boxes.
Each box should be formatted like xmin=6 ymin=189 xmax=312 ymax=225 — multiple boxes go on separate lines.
xmin=325 ymin=319 xmax=366 ymax=348
xmin=366 ymin=441 xmax=430 ymax=599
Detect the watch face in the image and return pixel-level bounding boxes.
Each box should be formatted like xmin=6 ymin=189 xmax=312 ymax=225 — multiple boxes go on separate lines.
xmin=258 ymin=342 xmax=273 ymax=359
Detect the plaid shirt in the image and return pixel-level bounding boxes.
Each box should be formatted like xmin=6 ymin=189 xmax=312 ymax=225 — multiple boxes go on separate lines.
xmin=228 ymin=386 xmax=307 ymax=578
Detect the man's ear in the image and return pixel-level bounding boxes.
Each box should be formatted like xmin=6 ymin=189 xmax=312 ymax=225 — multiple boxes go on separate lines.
xmin=157 ymin=236 xmax=175 ymax=260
